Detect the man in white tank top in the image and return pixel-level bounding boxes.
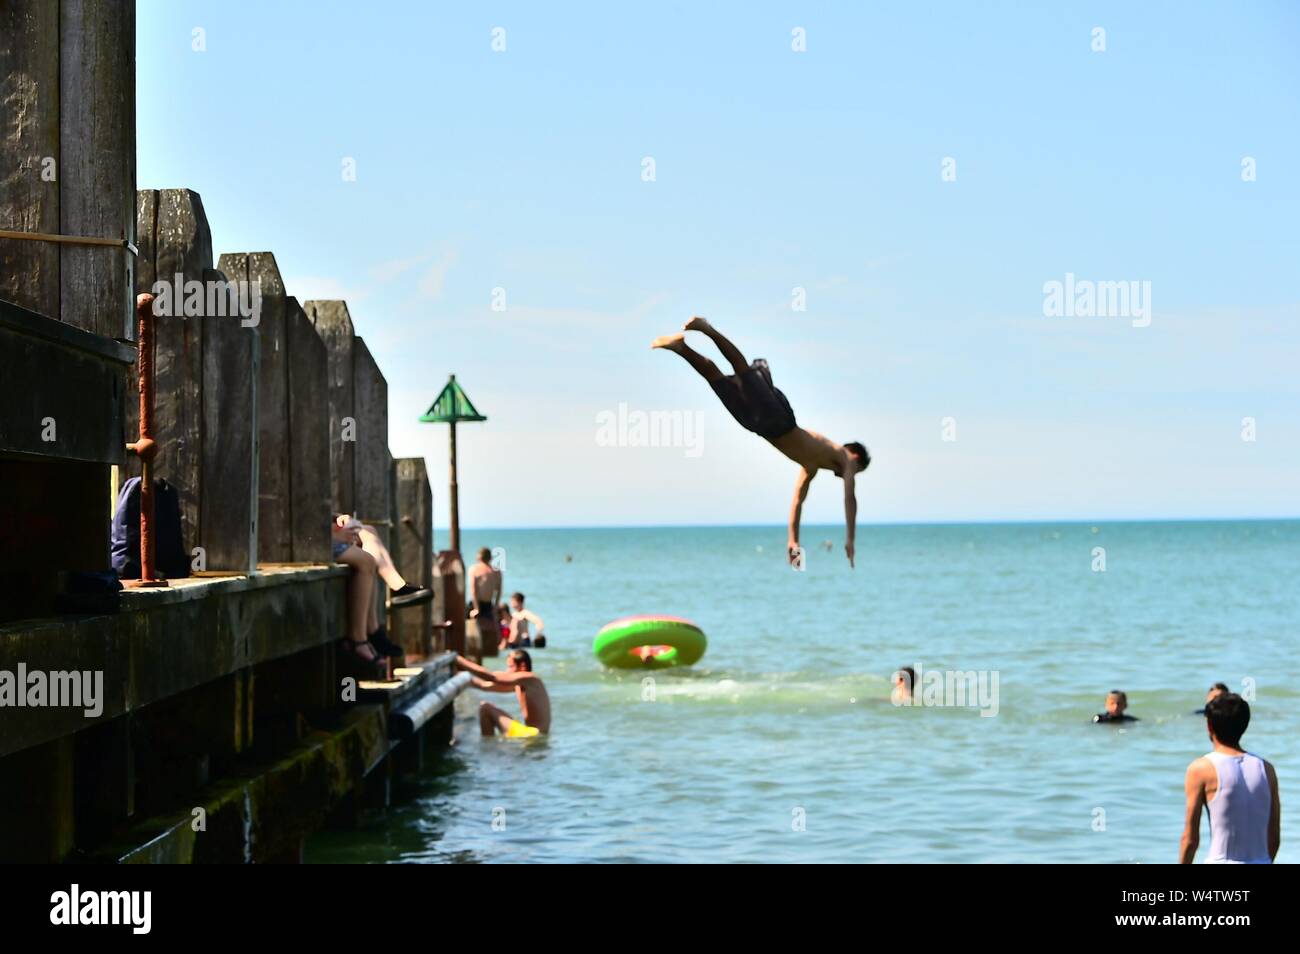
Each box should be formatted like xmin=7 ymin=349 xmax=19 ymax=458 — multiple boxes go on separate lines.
xmin=1179 ymin=693 xmax=1281 ymax=863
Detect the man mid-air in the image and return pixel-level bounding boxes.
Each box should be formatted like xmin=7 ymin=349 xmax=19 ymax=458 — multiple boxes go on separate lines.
xmin=653 ymin=317 xmax=870 ymax=567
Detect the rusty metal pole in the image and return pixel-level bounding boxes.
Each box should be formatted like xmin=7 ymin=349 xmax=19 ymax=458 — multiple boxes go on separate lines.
xmin=126 ymin=292 xmax=168 ymax=588
xmin=448 ymin=419 xmax=460 ymax=556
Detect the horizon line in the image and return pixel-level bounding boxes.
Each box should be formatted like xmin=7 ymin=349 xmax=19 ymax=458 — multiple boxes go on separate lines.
xmin=456 ymin=514 xmax=1300 ymax=533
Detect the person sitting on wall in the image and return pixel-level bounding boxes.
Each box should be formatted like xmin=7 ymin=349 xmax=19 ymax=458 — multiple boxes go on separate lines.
xmin=331 ymin=519 xmax=388 ymax=673
xmin=456 ymin=650 xmax=551 ymax=738
xmin=334 ymin=514 xmax=432 ymax=607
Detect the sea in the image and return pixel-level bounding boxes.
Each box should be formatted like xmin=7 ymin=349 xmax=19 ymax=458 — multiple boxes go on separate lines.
xmin=305 ymin=520 xmax=1298 ymax=863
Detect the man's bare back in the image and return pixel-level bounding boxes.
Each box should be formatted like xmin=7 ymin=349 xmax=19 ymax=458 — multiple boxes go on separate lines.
xmin=468 ymin=561 xmax=500 ymax=603
xmin=771 ymin=426 xmax=852 ymax=474
xmin=512 ymin=676 xmax=550 ymax=732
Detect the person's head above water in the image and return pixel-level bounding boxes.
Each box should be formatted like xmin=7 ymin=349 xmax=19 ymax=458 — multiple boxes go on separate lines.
xmin=478 ymin=547 xmax=492 ymax=564
xmin=1206 ymin=682 xmax=1229 ymax=704
xmin=511 ymin=591 xmax=525 ymax=610
xmin=507 ymin=649 xmax=532 ymax=672
xmin=1205 ymin=693 xmax=1250 ymax=749
xmin=1105 ymin=690 xmax=1128 ymax=716
xmin=894 ymin=667 xmax=916 ymax=696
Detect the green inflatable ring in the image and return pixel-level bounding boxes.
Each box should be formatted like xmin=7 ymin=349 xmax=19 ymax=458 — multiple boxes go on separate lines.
xmin=593 ymin=615 xmax=707 ymax=670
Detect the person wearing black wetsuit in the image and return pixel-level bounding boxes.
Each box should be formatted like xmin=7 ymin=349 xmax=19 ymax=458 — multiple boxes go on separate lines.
xmin=1093 ymin=689 xmax=1139 ymax=723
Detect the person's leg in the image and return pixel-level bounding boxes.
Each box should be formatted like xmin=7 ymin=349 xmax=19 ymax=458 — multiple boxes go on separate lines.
xmin=336 ymin=547 xmax=380 ymax=661
xmin=684 ymin=316 xmax=749 ymax=374
xmin=479 ymin=701 xmax=514 ymax=737
xmin=651 ymin=333 xmax=724 ymax=383
xmin=358 ymin=525 xmax=407 ymax=590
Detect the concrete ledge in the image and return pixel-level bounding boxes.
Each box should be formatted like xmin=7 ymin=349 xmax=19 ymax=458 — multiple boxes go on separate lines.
xmin=118 ymin=564 xmax=346 ymax=608
xmin=0 ymin=565 xmax=348 ymax=759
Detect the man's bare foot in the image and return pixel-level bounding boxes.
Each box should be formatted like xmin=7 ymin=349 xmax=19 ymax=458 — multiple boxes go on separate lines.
xmin=683 ymin=315 xmax=711 ymax=333
xmin=651 ymin=332 xmax=685 ymax=351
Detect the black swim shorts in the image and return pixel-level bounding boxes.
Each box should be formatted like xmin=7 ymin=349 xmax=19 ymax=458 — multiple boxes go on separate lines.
xmin=710 ymin=358 xmax=797 ymax=440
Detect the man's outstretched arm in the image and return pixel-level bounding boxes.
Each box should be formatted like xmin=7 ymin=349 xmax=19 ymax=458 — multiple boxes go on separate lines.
xmin=788 ymin=468 xmax=815 ymax=564
xmin=455 ymin=654 xmax=529 ymax=687
xmin=843 ymin=471 xmax=857 ymax=567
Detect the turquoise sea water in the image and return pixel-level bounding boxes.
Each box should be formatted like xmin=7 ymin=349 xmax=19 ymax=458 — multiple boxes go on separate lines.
xmin=306 ymin=520 xmax=1299 ymax=863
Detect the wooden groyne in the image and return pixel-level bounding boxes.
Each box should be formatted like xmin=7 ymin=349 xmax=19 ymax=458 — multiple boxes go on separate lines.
xmin=0 ymin=1 xmax=468 ymax=863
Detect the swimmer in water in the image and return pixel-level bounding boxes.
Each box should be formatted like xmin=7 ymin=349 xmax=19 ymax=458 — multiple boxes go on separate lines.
xmin=456 ymin=650 xmax=551 ymax=738
xmin=1194 ymin=682 xmax=1229 ymax=715
xmin=891 ymin=667 xmax=917 ymax=706
xmin=1093 ymin=689 xmax=1139 ymax=724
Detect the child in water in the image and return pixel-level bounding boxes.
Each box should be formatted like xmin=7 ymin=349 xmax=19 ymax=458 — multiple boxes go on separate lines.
xmin=1093 ymin=689 xmax=1139 ymax=723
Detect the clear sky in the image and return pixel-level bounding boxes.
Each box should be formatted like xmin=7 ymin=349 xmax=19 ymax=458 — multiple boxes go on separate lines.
xmin=137 ymin=2 xmax=1299 ymax=529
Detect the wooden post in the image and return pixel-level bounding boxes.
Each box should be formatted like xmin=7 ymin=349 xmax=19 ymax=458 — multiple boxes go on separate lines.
xmin=352 ymin=338 xmax=389 ymax=525
xmin=219 ymin=252 xmax=291 ymax=563
xmin=0 ymin=1 xmax=136 ymax=339
xmin=59 ymin=0 xmax=136 ymax=340
xmin=0 ymin=1 xmax=60 ymax=318
xmin=127 ymin=188 xmax=212 ymax=556
xmin=435 ymin=550 xmax=467 ymax=656
xmin=303 ymin=300 xmax=355 ymax=515
xmin=393 ymin=458 xmax=433 ymax=657
xmin=449 ymin=420 xmax=460 ymax=555
xmin=286 ymin=297 xmax=331 ymax=563
xmin=202 ymin=263 xmax=260 ymax=573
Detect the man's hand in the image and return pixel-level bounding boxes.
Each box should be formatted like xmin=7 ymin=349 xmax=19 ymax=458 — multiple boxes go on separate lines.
xmin=845 ymin=541 xmax=855 ymax=568
xmin=455 ymin=654 xmax=489 ymax=679
xmin=330 ymin=523 xmax=359 ymax=546
xmin=787 ymin=542 xmax=802 ymax=567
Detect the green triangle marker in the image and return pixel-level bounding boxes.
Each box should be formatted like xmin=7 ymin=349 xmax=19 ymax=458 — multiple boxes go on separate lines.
xmin=420 ymin=375 xmax=486 ymax=555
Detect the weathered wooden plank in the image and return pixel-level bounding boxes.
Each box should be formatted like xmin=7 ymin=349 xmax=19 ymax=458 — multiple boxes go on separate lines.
xmin=134 ymin=189 xmax=157 ymax=292
xmin=59 ymin=0 xmax=135 ymax=340
xmin=202 ymin=266 xmax=259 ymax=572
xmin=303 ymin=300 xmax=355 ymax=515
xmin=393 ymin=458 xmax=433 ymax=657
xmin=285 ymin=296 xmax=331 ymax=563
xmin=220 ymin=251 xmax=291 ymax=563
xmin=0 ymin=0 xmax=61 ymax=318
xmin=351 ymin=338 xmax=389 ymax=524
xmin=125 ymin=189 xmax=209 ymax=553
xmin=0 ymin=299 xmax=133 ymax=464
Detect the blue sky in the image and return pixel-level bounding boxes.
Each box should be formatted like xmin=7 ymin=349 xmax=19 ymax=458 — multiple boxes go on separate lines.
xmin=138 ymin=2 xmax=1299 ymax=529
